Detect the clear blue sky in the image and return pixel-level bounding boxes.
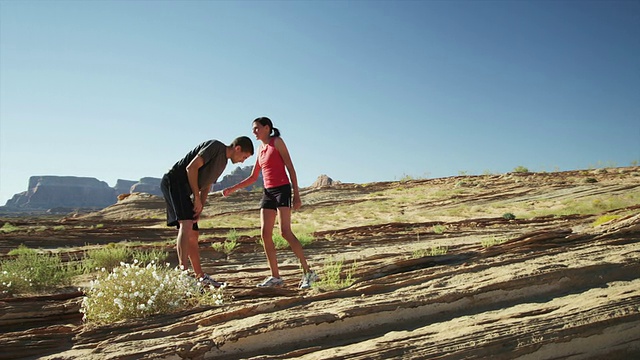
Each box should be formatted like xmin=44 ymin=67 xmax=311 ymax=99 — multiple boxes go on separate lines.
xmin=1 ymin=0 xmax=639 ymax=204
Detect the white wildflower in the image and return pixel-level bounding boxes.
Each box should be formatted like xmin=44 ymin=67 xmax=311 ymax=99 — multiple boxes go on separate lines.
xmin=114 ymin=298 xmax=123 ymax=309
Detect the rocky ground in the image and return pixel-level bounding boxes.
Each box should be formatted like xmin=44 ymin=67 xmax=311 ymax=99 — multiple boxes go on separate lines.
xmin=1 ymin=168 xmax=639 ymax=359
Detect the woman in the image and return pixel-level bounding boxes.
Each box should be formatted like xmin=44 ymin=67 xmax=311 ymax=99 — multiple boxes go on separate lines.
xmin=223 ymin=117 xmax=317 ymax=289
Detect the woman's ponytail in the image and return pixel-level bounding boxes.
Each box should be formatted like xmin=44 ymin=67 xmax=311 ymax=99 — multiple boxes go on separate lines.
xmin=254 ymin=117 xmax=281 ymax=137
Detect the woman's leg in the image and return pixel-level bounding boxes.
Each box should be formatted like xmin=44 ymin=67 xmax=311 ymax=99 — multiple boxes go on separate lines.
xmin=261 ymin=208 xmax=280 ymax=278
xmin=277 ymin=207 xmax=310 ymax=273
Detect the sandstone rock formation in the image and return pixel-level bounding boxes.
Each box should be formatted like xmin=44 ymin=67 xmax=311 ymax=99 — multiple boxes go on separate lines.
xmin=113 ymin=179 xmax=137 ymax=195
xmin=310 ymin=174 xmax=339 ymax=188
xmin=2 ymin=176 xmax=116 ymax=210
xmin=1 ymin=168 xmax=639 ymax=359
xmin=129 ymin=177 xmax=163 ymax=196
xmin=212 ymin=166 xmax=264 ymax=192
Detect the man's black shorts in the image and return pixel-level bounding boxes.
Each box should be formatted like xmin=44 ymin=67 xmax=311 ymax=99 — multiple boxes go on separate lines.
xmin=160 ymin=173 xmax=199 ymax=230
xmin=260 ymin=184 xmax=292 ymax=210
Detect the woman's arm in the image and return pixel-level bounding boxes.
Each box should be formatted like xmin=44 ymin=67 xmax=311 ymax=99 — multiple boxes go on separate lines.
xmin=274 ymin=137 xmax=301 ymax=209
xmin=222 ymin=158 xmax=262 ymax=196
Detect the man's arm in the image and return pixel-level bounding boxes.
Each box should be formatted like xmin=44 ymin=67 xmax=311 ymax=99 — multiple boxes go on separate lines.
xmin=185 ymin=155 xmax=205 ymax=216
xmin=197 ymin=183 xmax=212 ymax=219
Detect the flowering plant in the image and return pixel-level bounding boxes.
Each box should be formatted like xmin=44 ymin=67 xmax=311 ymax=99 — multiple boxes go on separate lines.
xmin=81 ymin=260 xmax=226 ymax=324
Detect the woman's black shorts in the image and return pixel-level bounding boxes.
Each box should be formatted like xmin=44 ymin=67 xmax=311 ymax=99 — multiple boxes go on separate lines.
xmin=260 ymin=184 xmax=292 ymax=210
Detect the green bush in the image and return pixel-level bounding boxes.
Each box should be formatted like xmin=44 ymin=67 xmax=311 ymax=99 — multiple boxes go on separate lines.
xmin=0 ymin=223 xmax=20 ymax=233
xmin=513 ymin=166 xmax=529 ymax=173
xmin=226 ymin=229 xmax=239 ymax=242
xmin=7 ymin=244 xmax=37 ymax=256
xmin=131 ymin=249 xmax=169 ymax=266
xmin=260 ymin=232 xmax=314 ymax=250
xmin=482 ymin=237 xmax=508 ymax=248
xmin=211 ymin=238 xmax=238 ymax=255
xmin=314 ymin=258 xmax=357 ymax=290
xmin=592 ymin=214 xmax=621 ymax=227
xmin=412 ymin=246 xmax=449 ymax=258
xmin=1 ymin=252 xmax=83 ymax=296
xmin=84 ymin=246 xmax=132 ymax=272
xmin=502 ymin=213 xmax=516 ymax=220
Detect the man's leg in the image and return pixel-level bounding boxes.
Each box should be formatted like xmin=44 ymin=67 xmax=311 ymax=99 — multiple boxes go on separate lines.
xmin=187 ymin=224 xmax=204 ymax=278
xmin=177 ymin=220 xmax=195 ymax=272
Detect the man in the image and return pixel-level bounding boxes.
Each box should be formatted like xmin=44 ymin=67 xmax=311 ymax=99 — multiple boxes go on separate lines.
xmin=161 ymin=136 xmax=254 ymax=287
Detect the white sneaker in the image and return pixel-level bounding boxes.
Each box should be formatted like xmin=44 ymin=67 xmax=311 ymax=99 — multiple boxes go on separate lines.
xmin=257 ymin=276 xmax=284 ymax=287
xmin=199 ymin=274 xmax=226 ymax=288
xmin=299 ymin=270 xmax=318 ymax=289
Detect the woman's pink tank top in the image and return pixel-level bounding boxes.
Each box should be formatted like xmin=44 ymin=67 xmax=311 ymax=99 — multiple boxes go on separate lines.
xmin=259 ymin=138 xmax=290 ymax=188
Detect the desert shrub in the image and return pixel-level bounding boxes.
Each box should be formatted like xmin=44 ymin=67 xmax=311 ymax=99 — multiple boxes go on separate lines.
xmin=584 ymin=177 xmax=598 ymax=184
xmin=7 ymin=244 xmax=37 ymax=256
xmin=513 ymin=166 xmax=530 ymax=173
xmin=131 ymin=249 xmax=169 ymax=266
xmin=1 ymin=252 xmax=83 ymax=296
xmin=314 ymin=258 xmax=357 ymax=290
xmin=212 ymin=229 xmax=241 ymax=255
xmin=211 ymin=238 xmax=238 ymax=255
xmin=432 ymin=225 xmax=446 ymax=234
xmin=260 ymin=232 xmax=314 ymax=250
xmin=84 ymin=246 xmax=132 ymax=272
xmin=482 ymin=237 xmax=508 ymax=248
xmin=226 ymin=228 xmax=239 ymax=242
xmin=80 ymin=261 xmax=225 ymax=324
xmin=0 ymin=223 xmax=20 ymax=233
xmin=592 ymin=214 xmax=621 ymax=227
xmin=412 ymin=246 xmax=449 ymax=258
xmin=271 ymin=234 xmax=289 ymax=249
xmin=502 ymin=213 xmax=516 ymax=220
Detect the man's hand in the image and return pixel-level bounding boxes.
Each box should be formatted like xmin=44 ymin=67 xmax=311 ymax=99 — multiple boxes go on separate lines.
xmin=193 ymin=197 xmax=203 ymax=217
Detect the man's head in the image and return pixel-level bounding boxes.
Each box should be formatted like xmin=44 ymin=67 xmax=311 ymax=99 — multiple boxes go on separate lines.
xmin=229 ymin=136 xmax=254 ymax=164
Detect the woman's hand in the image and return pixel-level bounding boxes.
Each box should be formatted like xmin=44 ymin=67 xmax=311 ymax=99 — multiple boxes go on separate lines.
xmin=292 ymin=196 xmax=302 ymax=210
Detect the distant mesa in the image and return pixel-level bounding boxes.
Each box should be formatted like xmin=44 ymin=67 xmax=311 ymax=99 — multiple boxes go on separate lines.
xmin=1 ymin=170 xmax=334 ymax=214
xmin=3 ymin=176 xmax=118 ymax=212
xmin=114 ymin=179 xmax=137 ymax=195
xmin=211 ymin=166 xmax=264 ymax=192
xmin=1 ymin=166 xmax=265 ymax=214
xmin=1 ymin=175 xmax=166 ymax=213
xmin=130 ymin=177 xmax=163 ymax=196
